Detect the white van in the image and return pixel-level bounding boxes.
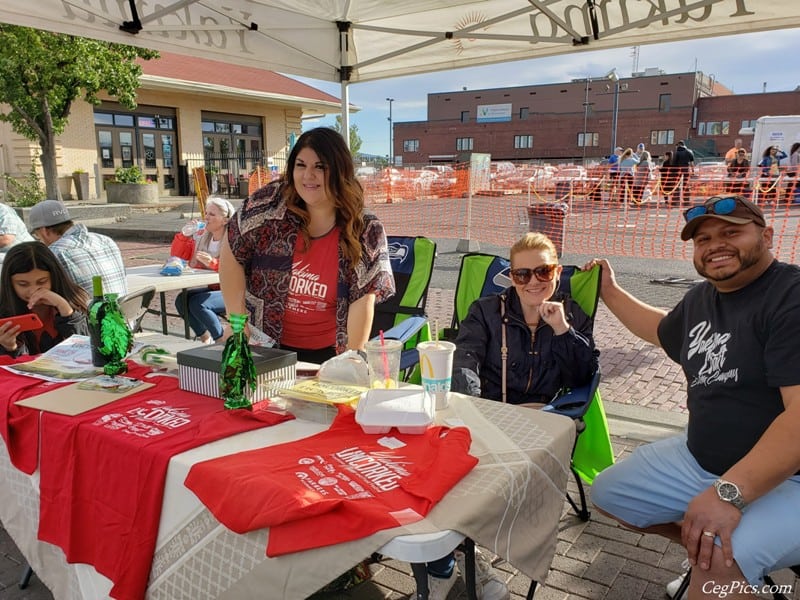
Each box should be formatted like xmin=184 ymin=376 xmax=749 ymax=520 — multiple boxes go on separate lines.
xmin=739 ymin=115 xmax=800 ymax=164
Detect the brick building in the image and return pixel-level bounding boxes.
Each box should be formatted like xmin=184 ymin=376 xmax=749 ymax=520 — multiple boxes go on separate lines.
xmin=393 ymin=69 xmax=800 ymax=166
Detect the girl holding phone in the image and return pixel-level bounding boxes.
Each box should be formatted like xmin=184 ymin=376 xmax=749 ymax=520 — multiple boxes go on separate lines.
xmin=0 ymin=241 xmax=89 ymax=357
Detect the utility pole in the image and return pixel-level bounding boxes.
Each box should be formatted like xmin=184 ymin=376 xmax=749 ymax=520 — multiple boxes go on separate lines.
xmin=386 ymin=97 xmax=394 ymax=167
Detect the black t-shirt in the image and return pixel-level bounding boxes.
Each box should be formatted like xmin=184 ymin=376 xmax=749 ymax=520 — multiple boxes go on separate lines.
xmin=673 ymin=147 xmax=694 ymax=168
xmin=658 ymin=261 xmax=800 ymax=475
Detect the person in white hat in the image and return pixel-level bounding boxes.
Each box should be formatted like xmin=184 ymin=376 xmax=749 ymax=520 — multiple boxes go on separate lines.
xmin=28 ymin=200 xmax=127 ymax=297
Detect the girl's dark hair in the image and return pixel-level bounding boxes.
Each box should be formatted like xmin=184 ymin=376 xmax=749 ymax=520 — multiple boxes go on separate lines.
xmin=281 ymin=127 xmax=365 ymax=268
xmin=0 ymin=241 xmax=90 ymax=317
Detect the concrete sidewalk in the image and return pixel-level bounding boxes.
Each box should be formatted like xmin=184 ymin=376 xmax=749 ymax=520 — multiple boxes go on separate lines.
xmin=1 ymin=208 xmax=795 ymax=599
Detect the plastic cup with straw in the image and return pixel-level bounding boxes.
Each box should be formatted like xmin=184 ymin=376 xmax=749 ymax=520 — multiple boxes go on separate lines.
xmin=379 ymin=330 xmax=391 ymax=389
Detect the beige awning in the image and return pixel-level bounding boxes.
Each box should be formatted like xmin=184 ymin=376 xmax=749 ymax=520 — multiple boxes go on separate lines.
xmin=2 ymin=1 xmax=797 ymax=135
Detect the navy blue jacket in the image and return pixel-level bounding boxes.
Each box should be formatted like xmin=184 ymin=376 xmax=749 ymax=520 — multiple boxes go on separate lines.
xmin=451 ymin=287 xmax=598 ymax=405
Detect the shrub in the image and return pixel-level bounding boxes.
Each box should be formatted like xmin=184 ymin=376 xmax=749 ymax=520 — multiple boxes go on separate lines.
xmin=3 ymin=165 xmax=46 ymax=207
xmin=114 ymin=165 xmax=146 ymax=184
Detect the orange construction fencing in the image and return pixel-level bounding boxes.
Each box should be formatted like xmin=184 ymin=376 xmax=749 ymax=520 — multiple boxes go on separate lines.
xmin=363 ymin=163 xmax=800 ymax=264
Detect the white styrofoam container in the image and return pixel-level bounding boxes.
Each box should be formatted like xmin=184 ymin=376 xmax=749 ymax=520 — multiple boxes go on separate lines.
xmin=355 ymin=388 xmax=434 ymax=434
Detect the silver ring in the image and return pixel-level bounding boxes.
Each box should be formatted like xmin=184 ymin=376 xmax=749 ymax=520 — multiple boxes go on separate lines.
xmin=702 ymin=530 xmax=715 ymax=538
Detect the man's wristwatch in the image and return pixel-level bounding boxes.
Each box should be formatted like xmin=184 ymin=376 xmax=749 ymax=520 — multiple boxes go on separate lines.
xmin=713 ymin=479 xmax=746 ymax=510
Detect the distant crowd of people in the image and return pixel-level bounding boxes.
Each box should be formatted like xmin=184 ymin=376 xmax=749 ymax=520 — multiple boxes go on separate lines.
xmin=604 ymin=138 xmax=800 ymax=206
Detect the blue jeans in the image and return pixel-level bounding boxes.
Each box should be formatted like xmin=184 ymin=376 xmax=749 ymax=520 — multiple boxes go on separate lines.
xmin=176 ymin=287 xmax=225 ymax=340
xmin=592 ymin=434 xmax=800 ymax=585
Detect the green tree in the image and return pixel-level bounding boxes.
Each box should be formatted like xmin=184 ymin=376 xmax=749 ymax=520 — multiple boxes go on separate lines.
xmin=0 ymin=25 xmax=158 ymax=201
xmin=332 ymin=115 xmax=363 ymax=156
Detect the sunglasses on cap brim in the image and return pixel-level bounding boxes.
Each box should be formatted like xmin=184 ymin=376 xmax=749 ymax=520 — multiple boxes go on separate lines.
xmin=509 ymin=264 xmax=558 ymax=285
xmin=683 ymin=196 xmax=756 ymax=223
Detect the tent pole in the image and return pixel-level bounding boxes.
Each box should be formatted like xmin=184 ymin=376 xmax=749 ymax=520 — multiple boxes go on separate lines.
xmin=341 ymin=80 xmax=350 ymax=149
xmin=338 ymin=21 xmax=352 ymax=149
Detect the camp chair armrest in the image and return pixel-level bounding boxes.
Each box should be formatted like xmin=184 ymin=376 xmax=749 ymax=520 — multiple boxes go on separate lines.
xmin=543 ymin=369 xmax=601 ymax=419
xmin=376 ymin=315 xmax=428 ymax=344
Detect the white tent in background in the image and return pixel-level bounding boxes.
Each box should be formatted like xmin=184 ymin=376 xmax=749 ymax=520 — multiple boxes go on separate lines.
xmin=1 ymin=0 xmax=799 ymax=134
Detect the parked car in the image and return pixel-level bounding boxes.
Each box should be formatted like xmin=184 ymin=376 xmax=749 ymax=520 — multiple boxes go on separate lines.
xmin=421 ymin=165 xmax=457 ymax=195
xmin=355 ymin=165 xmax=377 ymax=179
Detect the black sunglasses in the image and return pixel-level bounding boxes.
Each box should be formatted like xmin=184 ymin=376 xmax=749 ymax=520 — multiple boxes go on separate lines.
xmin=683 ymin=196 xmax=743 ymax=223
xmin=509 ymin=264 xmax=558 ymax=285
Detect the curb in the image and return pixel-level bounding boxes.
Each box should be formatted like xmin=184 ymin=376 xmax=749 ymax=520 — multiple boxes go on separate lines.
xmin=604 ymin=400 xmax=686 ymax=443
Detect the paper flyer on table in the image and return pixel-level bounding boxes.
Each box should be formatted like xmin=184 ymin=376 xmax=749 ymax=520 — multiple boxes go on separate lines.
xmin=2 ymin=335 xmax=100 ymax=381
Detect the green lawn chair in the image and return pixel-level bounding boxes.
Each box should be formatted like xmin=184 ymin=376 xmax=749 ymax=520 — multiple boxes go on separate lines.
xmin=447 ymin=252 xmax=614 ymax=521
xmin=370 ymin=236 xmax=437 ymax=380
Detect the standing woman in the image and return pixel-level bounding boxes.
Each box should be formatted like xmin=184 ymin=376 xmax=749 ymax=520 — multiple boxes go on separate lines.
xmin=618 ymin=148 xmax=639 ymax=203
xmin=219 ymin=128 xmax=395 ymax=363
xmin=631 ymin=150 xmax=654 ymax=204
xmin=787 ymin=142 xmax=800 ymax=203
xmin=659 ymin=151 xmax=677 ymax=206
xmin=0 ymin=241 xmax=89 ymax=357
xmin=757 ymin=145 xmax=787 ymax=204
xmin=175 ymin=196 xmax=235 ymax=344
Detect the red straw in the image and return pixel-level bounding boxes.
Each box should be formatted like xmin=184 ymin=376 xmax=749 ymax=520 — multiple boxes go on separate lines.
xmin=379 ymin=330 xmax=391 ymax=388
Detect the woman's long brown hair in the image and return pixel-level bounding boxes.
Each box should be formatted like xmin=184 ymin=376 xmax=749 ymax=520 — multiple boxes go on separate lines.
xmin=282 ymin=127 xmax=365 ymax=268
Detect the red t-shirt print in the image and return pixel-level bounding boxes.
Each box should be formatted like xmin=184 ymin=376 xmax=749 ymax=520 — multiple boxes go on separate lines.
xmin=185 ymin=406 xmax=479 ymax=556
xmin=281 ymin=227 xmax=339 ymax=348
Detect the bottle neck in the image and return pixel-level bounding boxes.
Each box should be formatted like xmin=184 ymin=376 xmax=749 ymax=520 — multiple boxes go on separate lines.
xmin=91 ymin=276 xmax=104 ymax=300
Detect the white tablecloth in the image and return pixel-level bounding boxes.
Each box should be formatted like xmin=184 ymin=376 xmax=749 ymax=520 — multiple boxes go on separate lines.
xmin=0 ymin=393 xmax=575 ymax=600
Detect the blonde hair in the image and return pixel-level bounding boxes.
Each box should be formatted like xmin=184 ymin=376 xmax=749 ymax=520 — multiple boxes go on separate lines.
xmin=510 ymin=232 xmax=558 ymax=264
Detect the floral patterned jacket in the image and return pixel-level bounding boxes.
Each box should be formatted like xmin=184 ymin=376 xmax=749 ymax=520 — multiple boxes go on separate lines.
xmin=227 ymin=181 xmax=395 ymax=353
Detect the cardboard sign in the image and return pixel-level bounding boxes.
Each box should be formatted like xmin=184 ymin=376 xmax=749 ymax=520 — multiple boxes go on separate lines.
xmin=16 ymin=380 xmax=155 ymax=416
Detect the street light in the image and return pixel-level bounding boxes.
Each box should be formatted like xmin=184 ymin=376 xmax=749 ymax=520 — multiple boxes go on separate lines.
xmin=386 ymin=97 xmax=394 ymax=167
xmin=582 ymin=76 xmax=591 ymax=165
xmin=606 ymin=68 xmax=620 ymax=155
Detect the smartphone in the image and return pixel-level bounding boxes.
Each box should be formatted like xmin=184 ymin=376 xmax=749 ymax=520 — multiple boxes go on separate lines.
xmin=0 ymin=313 xmax=44 ymax=333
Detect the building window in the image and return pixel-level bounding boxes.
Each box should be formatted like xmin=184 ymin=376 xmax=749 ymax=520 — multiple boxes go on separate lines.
xmin=403 ymin=139 xmax=419 ymax=152
xmin=456 ymin=137 xmax=474 ymax=151
xmin=741 ymin=119 xmax=757 ymax=130
xmin=659 ymin=93 xmax=671 ymax=112
xmin=514 ymin=135 xmax=533 ymax=149
xmin=461 ymin=111 xmax=470 ymax=123
xmin=519 ymin=107 xmax=529 ymax=120
xmin=697 ymin=121 xmax=730 ymax=136
xmin=577 ymin=132 xmax=598 ymax=147
xmin=650 ymin=130 xmax=675 ymax=145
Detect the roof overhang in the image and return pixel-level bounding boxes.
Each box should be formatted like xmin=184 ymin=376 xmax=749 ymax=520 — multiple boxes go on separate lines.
xmin=140 ymin=75 xmax=351 ymax=116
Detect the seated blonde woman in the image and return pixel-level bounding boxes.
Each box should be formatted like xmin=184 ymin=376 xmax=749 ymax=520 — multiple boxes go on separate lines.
xmin=451 ymin=232 xmax=598 ymax=406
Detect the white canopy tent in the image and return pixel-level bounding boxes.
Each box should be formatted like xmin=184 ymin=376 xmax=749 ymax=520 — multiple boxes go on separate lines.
xmin=2 ymin=0 xmax=799 ymax=136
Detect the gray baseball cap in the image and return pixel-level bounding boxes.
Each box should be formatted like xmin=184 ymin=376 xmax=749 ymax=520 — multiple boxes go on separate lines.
xmin=28 ymin=200 xmax=71 ymax=232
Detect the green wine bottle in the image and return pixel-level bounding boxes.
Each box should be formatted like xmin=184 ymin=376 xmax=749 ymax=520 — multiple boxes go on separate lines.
xmin=87 ymin=276 xmax=134 ymax=375
xmin=88 ymin=276 xmax=109 ymax=367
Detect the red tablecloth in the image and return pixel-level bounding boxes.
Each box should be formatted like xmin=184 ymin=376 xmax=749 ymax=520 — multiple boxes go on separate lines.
xmin=0 ymin=357 xmax=293 ymax=600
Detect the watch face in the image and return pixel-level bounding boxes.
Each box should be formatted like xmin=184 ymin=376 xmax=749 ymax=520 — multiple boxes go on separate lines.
xmin=718 ymin=482 xmax=739 ymax=500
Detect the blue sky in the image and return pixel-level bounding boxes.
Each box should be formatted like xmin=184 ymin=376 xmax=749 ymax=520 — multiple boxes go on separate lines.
xmin=293 ymin=28 xmax=800 ymax=157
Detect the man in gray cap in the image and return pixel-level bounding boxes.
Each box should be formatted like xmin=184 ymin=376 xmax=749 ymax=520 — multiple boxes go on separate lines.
xmin=28 ymin=200 xmax=127 ymax=296
xmin=0 ymin=203 xmax=34 ymax=264
xmin=586 ymin=195 xmax=800 ymax=600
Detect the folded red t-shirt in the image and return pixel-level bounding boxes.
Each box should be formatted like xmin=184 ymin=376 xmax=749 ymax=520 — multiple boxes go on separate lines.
xmin=185 ymin=406 xmax=478 ymax=556
xmin=36 ymin=367 xmax=293 ymax=600
xmin=0 ymin=356 xmax=73 ymax=474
